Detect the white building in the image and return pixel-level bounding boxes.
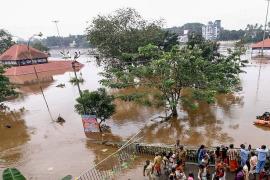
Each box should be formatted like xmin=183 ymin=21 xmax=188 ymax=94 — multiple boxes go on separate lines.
xmin=178 ymin=30 xmax=189 ymax=43
xmin=202 ymin=20 xmax=221 ymax=41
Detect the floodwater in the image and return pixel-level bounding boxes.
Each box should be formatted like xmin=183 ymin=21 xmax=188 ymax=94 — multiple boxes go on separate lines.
xmin=1 ymin=47 xmax=270 ymax=179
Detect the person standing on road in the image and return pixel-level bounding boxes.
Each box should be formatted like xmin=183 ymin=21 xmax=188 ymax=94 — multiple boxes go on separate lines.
xmin=227 ymin=144 xmax=238 ymax=172
xmin=256 ymin=145 xmax=269 ymax=173
xmin=240 ymin=144 xmax=250 ymax=167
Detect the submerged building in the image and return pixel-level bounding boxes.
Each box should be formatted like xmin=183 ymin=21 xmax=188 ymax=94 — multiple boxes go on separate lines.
xmin=0 ymin=44 xmax=48 ymax=66
xmin=202 ymin=20 xmax=221 ymax=41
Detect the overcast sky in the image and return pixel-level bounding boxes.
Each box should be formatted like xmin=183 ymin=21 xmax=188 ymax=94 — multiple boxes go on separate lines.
xmin=0 ymin=0 xmax=268 ymax=39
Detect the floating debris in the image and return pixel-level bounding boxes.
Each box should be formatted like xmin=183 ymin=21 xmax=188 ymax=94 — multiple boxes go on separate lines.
xmin=5 ymin=125 xmax=11 ymax=128
xmin=100 ymin=124 xmax=111 ymax=133
xmin=56 ymin=83 xmax=65 ymax=88
xmin=56 ymin=115 xmax=65 ymax=124
xmin=101 ymin=149 xmax=108 ymax=152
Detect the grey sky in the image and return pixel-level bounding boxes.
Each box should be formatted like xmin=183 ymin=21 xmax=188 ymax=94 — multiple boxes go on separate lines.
xmin=0 ymin=0 xmax=267 ymax=39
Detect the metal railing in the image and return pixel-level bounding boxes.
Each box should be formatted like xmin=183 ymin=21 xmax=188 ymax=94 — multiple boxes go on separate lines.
xmin=77 ymin=140 xmax=221 ymax=180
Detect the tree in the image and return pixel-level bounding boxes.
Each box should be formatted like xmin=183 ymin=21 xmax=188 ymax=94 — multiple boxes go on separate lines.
xmin=0 ymin=29 xmax=14 ymax=54
xmin=100 ymin=36 xmax=246 ymax=117
xmin=0 ymin=66 xmax=17 ymax=105
xmin=31 ymin=41 xmax=49 ymax=52
xmin=75 ymin=88 xmax=116 ymax=131
xmin=86 ymin=8 xmax=174 ymax=64
xmin=167 ymin=23 xmax=204 ymax=36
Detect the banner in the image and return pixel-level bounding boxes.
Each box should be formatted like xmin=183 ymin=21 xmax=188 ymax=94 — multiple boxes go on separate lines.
xmin=82 ymin=115 xmax=100 ymax=133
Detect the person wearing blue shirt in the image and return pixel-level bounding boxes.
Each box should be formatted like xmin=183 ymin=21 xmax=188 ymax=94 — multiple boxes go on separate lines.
xmin=197 ymin=145 xmax=206 ymax=164
xmin=256 ymin=145 xmax=269 ymax=173
xmin=240 ymin=144 xmax=250 ymax=167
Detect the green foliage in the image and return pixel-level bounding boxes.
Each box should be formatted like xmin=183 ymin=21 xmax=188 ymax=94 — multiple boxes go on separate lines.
xmin=100 ymin=37 xmax=246 ymax=116
xmin=31 ymin=41 xmax=49 ymax=52
xmin=219 ymin=23 xmax=270 ymax=42
xmin=219 ymin=29 xmax=246 ymax=41
xmin=41 ymin=35 xmax=90 ymax=48
xmin=86 ymin=8 xmax=176 ymax=63
xmin=69 ymin=77 xmax=84 ymax=85
xmin=61 ymin=175 xmax=72 ymax=180
xmin=75 ymin=88 xmax=116 ymax=124
xmin=0 ymin=66 xmax=17 ymax=103
xmin=0 ymin=29 xmax=14 ymax=54
xmin=2 ymin=168 xmax=26 ymax=180
xmin=167 ymin=23 xmax=204 ymax=35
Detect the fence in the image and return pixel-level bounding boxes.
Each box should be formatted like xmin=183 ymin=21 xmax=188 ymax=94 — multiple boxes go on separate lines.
xmin=77 ymin=140 xmax=221 ymax=180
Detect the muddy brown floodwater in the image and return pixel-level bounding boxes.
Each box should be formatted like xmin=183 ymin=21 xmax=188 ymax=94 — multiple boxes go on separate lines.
xmin=0 ymin=48 xmax=270 ymax=179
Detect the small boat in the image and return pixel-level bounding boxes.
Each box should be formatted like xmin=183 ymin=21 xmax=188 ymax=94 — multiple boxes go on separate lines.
xmin=254 ymin=119 xmax=270 ymax=127
xmin=254 ymin=112 xmax=270 ymax=127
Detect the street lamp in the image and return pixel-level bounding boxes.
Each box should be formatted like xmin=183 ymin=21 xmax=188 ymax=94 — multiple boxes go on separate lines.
xmin=27 ymin=32 xmax=43 ymax=50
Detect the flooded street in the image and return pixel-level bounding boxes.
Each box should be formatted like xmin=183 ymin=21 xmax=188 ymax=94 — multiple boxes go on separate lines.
xmin=1 ymin=48 xmax=270 ymax=179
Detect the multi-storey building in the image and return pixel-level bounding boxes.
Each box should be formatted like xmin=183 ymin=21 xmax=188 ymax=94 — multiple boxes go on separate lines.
xmin=202 ymin=20 xmax=221 ymax=41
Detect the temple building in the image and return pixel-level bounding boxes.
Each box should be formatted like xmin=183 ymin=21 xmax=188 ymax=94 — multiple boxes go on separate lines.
xmin=0 ymin=44 xmax=48 ymax=66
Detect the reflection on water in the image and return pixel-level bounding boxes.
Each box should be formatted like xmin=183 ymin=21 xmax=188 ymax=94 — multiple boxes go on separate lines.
xmin=0 ymin=110 xmax=30 ymax=166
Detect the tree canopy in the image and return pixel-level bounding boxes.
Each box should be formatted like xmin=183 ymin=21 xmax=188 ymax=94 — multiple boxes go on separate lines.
xmin=31 ymin=41 xmax=49 ymax=52
xmin=86 ymin=8 xmax=177 ymax=64
xmin=75 ymin=88 xmax=116 ymax=130
xmin=0 ymin=29 xmax=14 ymax=54
xmin=100 ymin=36 xmax=246 ymax=117
xmin=0 ymin=66 xmax=17 ymax=104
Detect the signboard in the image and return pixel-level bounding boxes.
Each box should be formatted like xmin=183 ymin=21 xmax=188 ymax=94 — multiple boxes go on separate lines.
xmin=82 ymin=115 xmax=100 ymax=133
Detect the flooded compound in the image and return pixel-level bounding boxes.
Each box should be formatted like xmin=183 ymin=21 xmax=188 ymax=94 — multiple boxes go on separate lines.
xmin=1 ymin=47 xmax=270 ymax=179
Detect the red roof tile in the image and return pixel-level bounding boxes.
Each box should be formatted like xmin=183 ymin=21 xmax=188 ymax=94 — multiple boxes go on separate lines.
xmin=0 ymin=44 xmax=48 ymax=61
xmin=252 ymin=38 xmax=270 ymax=49
xmin=4 ymin=60 xmax=83 ymax=76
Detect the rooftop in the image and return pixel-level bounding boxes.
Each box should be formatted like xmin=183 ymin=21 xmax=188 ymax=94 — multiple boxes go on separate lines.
xmin=0 ymin=44 xmax=48 ymax=61
xmin=252 ymin=38 xmax=270 ymax=49
xmin=4 ymin=60 xmax=83 ymax=76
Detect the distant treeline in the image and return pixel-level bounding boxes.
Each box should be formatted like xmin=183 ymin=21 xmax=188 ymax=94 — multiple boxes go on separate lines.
xmin=167 ymin=23 xmax=270 ymax=43
xmin=41 ymin=35 xmax=91 ymax=48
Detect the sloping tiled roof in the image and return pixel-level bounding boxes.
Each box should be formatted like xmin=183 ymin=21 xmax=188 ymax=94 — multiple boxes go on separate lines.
xmin=4 ymin=60 xmax=83 ymax=76
xmin=0 ymin=44 xmax=48 ymax=61
xmin=252 ymin=38 xmax=270 ymax=49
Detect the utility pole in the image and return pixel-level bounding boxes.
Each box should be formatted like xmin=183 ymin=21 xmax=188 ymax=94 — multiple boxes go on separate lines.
xmin=261 ymin=0 xmax=270 ymax=56
xmin=72 ymin=60 xmax=86 ymax=114
xmin=52 ymin=20 xmax=65 ymax=55
xmin=27 ymin=33 xmax=54 ymax=122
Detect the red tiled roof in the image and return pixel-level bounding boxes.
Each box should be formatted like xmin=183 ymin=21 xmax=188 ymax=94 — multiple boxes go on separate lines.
xmin=4 ymin=60 xmax=83 ymax=76
xmin=0 ymin=44 xmax=48 ymax=61
xmin=252 ymin=38 xmax=270 ymax=49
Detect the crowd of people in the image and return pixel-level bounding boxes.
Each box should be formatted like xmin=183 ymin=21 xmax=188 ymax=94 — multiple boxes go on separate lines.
xmin=143 ymin=140 xmax=270 ymax=180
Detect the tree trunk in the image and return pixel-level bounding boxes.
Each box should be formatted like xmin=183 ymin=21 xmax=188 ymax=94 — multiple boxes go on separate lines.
xmin=172 ymin=106 xmax=178 ymax=117
xmin=98 ymin=119 xmax=105 ymax=132
xmin=98 ymin=122 xmax=102 ymax=132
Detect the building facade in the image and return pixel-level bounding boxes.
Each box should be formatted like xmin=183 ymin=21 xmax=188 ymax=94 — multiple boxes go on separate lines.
xmin=0 ymin=44 xmax=48 ymax=66
xmin=178 ymin=30 xmax=189 ymax=43
xmin=202 ymin=20 xmax=221 ymax=41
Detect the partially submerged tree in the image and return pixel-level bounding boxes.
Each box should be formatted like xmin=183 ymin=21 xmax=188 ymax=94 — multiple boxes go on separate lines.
xmin=0 ymin=67 xmax=17 ymax=105
xmin=0 ymin=29 xmax=14 ymax=54
xmin=100 ymin=36 xmax=246 ymax=117
xmin=75 ymin=88 xmax=116 ymax=131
